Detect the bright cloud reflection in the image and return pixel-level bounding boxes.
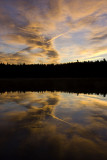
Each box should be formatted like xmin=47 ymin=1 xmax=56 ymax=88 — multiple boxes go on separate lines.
xmin=0 ymin=91 xmax=107 ymax=160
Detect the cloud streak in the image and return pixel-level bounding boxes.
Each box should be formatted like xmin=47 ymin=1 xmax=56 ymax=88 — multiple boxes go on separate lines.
xmin=0 ymin=0 xmax=107 ymax=63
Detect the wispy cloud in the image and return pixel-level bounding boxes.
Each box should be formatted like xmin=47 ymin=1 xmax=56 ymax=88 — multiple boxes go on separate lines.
xmin=0 ymin=0 xmax=107 ymax=63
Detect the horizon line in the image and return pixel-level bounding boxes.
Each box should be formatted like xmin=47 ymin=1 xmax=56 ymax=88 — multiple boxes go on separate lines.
xmin=0 ymin=59 xmax=107 ymax=65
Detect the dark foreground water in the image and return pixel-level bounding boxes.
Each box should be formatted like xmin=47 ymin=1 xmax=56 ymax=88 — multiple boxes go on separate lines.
xmin=0 ymin=79 xmax=107 ymax=160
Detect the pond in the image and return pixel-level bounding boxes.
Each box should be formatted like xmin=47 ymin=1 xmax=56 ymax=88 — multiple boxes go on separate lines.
xmin=0 ymin=90 xmax=107 ymax=160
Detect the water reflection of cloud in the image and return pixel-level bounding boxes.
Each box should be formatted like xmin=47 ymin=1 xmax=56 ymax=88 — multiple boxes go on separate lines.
xmin=0 ymin=92 xmax=60 ymax=117
xmin=0 ymin=91 xmax=107 ymax=160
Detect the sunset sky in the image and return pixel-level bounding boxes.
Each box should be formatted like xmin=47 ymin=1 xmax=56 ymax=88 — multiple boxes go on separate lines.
xmin=0 ymin=0 xmax=107 ymax=64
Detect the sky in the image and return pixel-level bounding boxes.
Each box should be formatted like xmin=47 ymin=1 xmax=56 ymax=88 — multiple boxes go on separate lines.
xmin=0 ymin=0 xmax=107 ymax=64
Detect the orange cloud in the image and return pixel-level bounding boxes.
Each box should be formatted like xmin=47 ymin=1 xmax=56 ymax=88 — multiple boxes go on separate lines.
xmin=0 ymin=0 xmax=107 ymax=63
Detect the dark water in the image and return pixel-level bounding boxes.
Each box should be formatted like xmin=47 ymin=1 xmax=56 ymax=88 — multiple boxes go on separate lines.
xmin=0 ymin=90 xmax=107 ymax=160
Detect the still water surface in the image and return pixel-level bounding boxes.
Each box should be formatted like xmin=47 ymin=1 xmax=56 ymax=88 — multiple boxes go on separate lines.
xmin=0 ymin=91 xmax=107 ymax=160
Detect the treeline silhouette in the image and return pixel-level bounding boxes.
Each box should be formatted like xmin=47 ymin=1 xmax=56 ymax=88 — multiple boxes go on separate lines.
xmin=0 ymin=59 xmax=107 ymax=78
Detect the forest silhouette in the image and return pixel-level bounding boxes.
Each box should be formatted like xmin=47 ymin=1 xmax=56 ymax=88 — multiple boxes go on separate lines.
xmin=0 ymin=59 xmax=107 ymax=78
